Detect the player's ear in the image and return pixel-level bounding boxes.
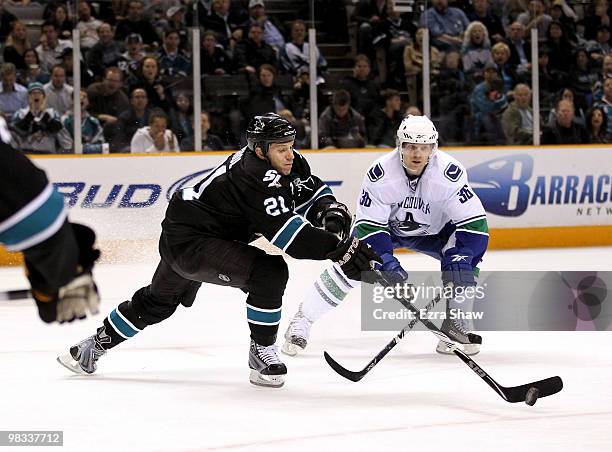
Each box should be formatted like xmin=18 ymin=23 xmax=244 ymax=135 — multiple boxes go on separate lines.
xmin=254 ymin=146 xmax=265 ymax=160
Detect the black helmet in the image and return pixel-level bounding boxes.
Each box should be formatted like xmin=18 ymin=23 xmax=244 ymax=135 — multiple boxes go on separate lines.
xmin=246 ymin=113 xmax=296 ymax=154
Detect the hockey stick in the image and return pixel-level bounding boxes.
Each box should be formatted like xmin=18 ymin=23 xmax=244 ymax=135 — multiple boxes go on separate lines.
xmin=324 ymin=293 xmax=442 ymax=382
xmin=327 ymin=273 xmax=563 ymax=405
xmin=0 ymin=289 xmax=31 ymax=301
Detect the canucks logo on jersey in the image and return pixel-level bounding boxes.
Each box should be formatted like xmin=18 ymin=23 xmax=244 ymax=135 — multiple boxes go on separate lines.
xmin=389 ymin=211 xmax=430 ymax=236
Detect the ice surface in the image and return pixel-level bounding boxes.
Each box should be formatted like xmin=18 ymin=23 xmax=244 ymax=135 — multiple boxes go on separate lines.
xmin=1 ymin=247 xmax=611 ymax=452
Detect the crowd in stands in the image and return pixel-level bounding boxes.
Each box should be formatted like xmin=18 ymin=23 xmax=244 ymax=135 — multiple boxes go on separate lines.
xmin=0 ymin=0 xmax=610 ymax=153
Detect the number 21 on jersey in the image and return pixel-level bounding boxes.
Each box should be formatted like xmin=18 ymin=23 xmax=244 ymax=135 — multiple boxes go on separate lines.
xmin=264 ymin=196 xmax=290 ymax=216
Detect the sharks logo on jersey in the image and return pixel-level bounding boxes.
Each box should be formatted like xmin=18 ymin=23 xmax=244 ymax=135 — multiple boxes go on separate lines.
xmin=367 ymin=164 xmax=385 ymax=182
xmin=444 ymin=163 xmax=462 ymax=182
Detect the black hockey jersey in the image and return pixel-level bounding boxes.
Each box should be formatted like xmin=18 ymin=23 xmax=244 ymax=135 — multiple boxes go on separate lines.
xmin=163 ymin=148 xmax=340 ymax=259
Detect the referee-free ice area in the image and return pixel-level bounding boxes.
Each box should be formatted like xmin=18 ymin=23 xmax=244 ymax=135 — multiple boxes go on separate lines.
xmin=0 ymin=247 xmax=611 ymax=452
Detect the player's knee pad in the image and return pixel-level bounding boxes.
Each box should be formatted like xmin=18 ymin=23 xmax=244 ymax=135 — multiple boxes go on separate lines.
xmin=248 ymin=254 xmax=288 ymax=303
xmin=130 ymin=286 xmax=179 ymax=325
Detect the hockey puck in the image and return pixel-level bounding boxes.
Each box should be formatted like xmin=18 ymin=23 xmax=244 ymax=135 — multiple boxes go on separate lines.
xmin=525 ymin=387 xmax=539 ymax=406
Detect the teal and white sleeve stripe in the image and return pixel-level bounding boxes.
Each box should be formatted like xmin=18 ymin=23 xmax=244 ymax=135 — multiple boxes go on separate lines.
xmin=107 ymin=307 xmax=142 ymax=339
xmin=270 ymin=214 xmax=308 ymax=251
xmin=294 ymin=185 xmax=334 ymax=217
xmin=0 ymin=184 xmax=67 ymax=251
xmin=246 ymin=304 xmax=282 ymax=326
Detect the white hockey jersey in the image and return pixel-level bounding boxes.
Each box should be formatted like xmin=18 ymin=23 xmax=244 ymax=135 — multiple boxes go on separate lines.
xmin=354 ymin=149 xmax=488 ymax=262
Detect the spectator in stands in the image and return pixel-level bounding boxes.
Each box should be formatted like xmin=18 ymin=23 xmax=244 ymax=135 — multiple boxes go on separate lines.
xmin=467 ymin=0 xmax=505 ymax=43
xmin=582 ymin=0 xmax=611 ymax=42
xmin=470 ymin=62 xmax=507 ymax=144
xmin=461 ymin=21 xmax=494 ymax=85
xmin=368 ymin=88 xmax=403 ymax=147
xmin=130 ymin=109 xmax=179 ymax=153
xmin=536 ymin=45 xmax=559 ymax=110
xmin=118 ymin=33 xmax=146 ymax=78
xmin=86 ymin=23 xmax=124 ymax=79
xmin=203 ymin=0 xmax=247 ymax=49
xmin=586 ymin=25 xmax=612 ymax=67
xmin=62 ymin=89 xmax=107 ymax=153
xmin=201 ymin=31 xmax=234 ymax=75
xmin=318 ymin=89 xmax=366 ymax=149
xmin=36 ymin=21 xmax=73 ymax=73
xmin=235 ymin=23 xmax=277 ymax=73
xmin=404 ymin=28 xmax=442 ymax=104
xmin=278 ymin=107 xmax=308 ymax=148
xmin=128 ymin=56 xmax=174 ymax=110
xmin=549 ymin=0 xmax=578 ymax=43
xmin=52 ymin=4 xmax=74 ymax=40
xmin=290 ymin=67 xmax=325 ymax=120
xmin=545 ymin=21 xmax=574 ymax=81
xmin=170 ymin=92 xmax=193 ymax=145
xmin=241 ymin=64 xmax=288 ymax=120
xmin=0 ymin=63 xmax=27 ymax=119
xmin=570 ymin=48 xmax=598 ymax=107
xmin=247 ymin=0 xmax=285 ymax=51
xmin=0 ymin=0 xmax=16 ymax=42
xmin=501 ymin=83 xmax=535 ymax=145
xmin=11 ymin=82 xmax=71 ymax=153
xmin=87 ymin=66 xmax=130 ymax=126
xmin=180 ymin=112 xmax=225 ymax=151
xmin=548 ymin=87 xmax=586 ymax=127
xmin=419 ymin=0 xmax=470 ymax=51
xmin=77 ymin=1 xmax=102 ymax=50
xmin=113 ymin=88 xmax=151 ymax=152
xmin=159 ymin=30 xmax=191 ymax=78
xmin=591 ymin=54 xmax=612 ymax=103
xmin=44 ymin=65 xmax=73 ymax=116
xmin=115 ymin=0 xmax=160 ymax=46
xmin=517 ymin=0 xmax=551 ymax=43
xmin=165 ymin=6 xmax=189 ymax=51
xmin=492 ymin=42 xmax=521 ymax=94
xmin=3 ymin=20 xmax=31 ymax=71
xmin=341 ymin=54 xmax=380 ymax=119
xmin=595 ymin=77 xmax=612 ymax=137
xmin=59 ymin=47 xmax=94 ymax=87
xmin=280 ymin=19 xmax=327 ymax=83
xmin=541 ymin=98 xmax=588 ymax=144
xmin=353 ymin=0 xmax=390 ymax=54
xmin=585 ymin=106 xmax=609 ymax=143
xmin=435 ymin=50 xmax=469 ymax=143
xmin=18 ymin=49 xmax=50 ymax=87
xmin=505 ymin=21 xmax=531 ymax=76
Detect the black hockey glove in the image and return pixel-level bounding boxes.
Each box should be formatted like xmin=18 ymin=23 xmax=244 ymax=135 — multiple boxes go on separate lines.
xmin=326 ymin=237 xmax=382 ymax=282
xmin=317 ymin=202 xmax=352 ymax=239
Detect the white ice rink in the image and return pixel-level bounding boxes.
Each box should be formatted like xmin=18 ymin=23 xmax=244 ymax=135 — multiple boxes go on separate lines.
xmin=1 ymin=247 xmax=611 ymax=452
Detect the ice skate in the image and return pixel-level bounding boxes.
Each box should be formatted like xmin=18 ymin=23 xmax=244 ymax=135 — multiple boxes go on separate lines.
xmin=436 ymin=312 xmax=482 ymax=356
xmin=281 ymin=306 xmax=313 ymax=356
xmin=57 ymin=327 xmax=108 ymax=375
xmin=249 ymin=340 xmax=287 ymax=388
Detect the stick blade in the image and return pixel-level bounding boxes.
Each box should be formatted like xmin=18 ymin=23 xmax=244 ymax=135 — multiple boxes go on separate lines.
xmin=323 ymin=351 xmax=365 ymax=382
xmin=504 ymin=376 xmax=563 ymax=403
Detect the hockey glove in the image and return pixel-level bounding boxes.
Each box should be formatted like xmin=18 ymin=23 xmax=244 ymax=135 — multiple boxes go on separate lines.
xmin=441 ymin=248 xmax=476 ymax=289
xmin=317 ymin=202 xmax=352 ymax=239
xmin=326 ymin=237 xmax=382 ymax=282
xmin=376 ymin=253 xmax=409 ymax=284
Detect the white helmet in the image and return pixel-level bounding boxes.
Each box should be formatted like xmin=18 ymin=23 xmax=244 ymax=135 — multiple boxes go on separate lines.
xmin=396 ymin=115 xmax=438 ymax=173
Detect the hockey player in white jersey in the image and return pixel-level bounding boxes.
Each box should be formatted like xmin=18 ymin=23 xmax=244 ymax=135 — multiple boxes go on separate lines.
xmin=283 ymin=115 xmax=488 ymax=356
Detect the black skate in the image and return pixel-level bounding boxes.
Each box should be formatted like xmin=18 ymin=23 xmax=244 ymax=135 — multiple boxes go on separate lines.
xmin=57 ymin=327 xmax=109 ymax=375
xmin=249 ymin=340 xmax=287 ymax=388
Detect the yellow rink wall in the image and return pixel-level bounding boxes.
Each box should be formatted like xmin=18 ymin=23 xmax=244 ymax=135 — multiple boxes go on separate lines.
xmin=2 ymin=145 xmax=612 ymax=266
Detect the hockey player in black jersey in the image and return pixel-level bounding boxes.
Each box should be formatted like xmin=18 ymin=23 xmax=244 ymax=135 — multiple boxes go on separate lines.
xmin=58 ymin=113 xmax=380 ymax=387
xmin=0 ymin=118 xmax=100 ymax=324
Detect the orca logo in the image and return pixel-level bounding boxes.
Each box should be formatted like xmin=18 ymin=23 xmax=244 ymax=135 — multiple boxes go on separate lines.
xmin=468 ymin=155 xmax=533 ymax=217
xmin=166 ymin=169 xmax=214 ymax=201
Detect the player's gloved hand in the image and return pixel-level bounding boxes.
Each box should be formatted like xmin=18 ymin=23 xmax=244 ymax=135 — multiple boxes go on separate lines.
xmin=376 ymin=253 xmax=408 ymax=284
xmin=318 ymin=202 xmax=352 ymax=239
xmin=326 ymin=236 xmax=382 ymax=282
xmin=441 ymin=248 xmax=475 ymax=289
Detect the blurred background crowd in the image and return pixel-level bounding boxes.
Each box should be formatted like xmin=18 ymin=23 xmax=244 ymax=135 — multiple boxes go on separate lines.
xmin=0 ymin=0 xmax=610 ymax=153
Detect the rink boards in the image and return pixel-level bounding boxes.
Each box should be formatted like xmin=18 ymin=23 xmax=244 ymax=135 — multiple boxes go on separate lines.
xmin=2 ymin=145 xmax=612 ymax=264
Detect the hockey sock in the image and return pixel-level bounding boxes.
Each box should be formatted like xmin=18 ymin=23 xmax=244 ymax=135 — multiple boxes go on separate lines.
xmin=100 ymin=300 xmax=147 ymax=350
xmin=301 ymin=263 xmax=359 ymax=322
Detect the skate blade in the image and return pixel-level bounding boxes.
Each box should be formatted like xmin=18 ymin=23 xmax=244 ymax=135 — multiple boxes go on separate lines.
xmin=56 ymin=354 xmax=92 ymax=376
xmin=281 ymin=340 xmax=300 ymax=357
xmin=435 ymin=341 xmax=480 ymax=356
xmin=249 ymin=370 xmax=285 ymax=388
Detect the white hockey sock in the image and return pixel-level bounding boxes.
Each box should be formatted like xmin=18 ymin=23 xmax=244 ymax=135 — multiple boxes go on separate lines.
xmin=301 ymin=263 xmax=360 ymax=322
